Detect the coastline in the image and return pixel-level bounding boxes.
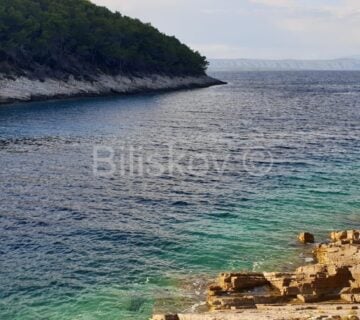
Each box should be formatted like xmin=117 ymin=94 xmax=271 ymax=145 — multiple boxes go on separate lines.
xmin=153 ymin=230 xmax=360 ymax=320
xmin=0 ymin=74 xmax=225 ymax=105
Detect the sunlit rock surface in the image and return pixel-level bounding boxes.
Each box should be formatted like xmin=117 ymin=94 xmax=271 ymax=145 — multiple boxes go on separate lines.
xmin=154 ymin=230 xmax=360 ymax=320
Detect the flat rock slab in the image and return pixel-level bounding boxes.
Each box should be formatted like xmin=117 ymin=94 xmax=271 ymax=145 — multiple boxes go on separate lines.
xmin=153 ymin=304 xmax=360 ymax=320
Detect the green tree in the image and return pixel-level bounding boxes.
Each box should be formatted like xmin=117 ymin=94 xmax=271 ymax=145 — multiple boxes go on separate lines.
xmin=0 ymin=0 xmax=208 ymax=77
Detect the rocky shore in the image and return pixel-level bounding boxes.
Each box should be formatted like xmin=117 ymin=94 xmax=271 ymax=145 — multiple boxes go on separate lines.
xmin=0 ymin=74 xmax=224 ymax=105
xmin=153 ymin=230 xmax=360 ymax=320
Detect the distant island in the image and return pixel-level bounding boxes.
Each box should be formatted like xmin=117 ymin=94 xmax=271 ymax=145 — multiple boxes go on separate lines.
xmin=0 ymin=0 xmax=223 ymax=104
xmin=209 ymin=58 xmax=360 ymax=71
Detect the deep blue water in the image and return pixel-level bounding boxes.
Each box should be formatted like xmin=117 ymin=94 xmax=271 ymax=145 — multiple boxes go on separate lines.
xmin=0 ymin=71 xmax=359 ymax=319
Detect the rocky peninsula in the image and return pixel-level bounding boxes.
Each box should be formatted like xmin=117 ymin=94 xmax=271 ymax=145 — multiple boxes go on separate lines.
xmin=153 ymin=230 xmax=360 ymax=320
xmin=0 ymin=0 xmax=223 ymax=105
xmin=0 ymin=74 xmax=223 ymax=104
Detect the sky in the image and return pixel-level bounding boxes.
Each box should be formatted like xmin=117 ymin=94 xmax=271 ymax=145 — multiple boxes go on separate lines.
xmin=92 ymin=0 xmax=360 ymax=60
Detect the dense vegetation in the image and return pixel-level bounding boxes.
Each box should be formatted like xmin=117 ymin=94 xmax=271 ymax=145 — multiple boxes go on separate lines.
xmin=0 ymin=0 xmax=208 ymax=77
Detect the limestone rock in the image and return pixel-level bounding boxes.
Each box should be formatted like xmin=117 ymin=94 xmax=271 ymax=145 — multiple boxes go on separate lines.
xmin=152 ymin=315 xmax=179 ymax=320
xmin=314 ymin=242 xmax=360 ymax=266
xmin=207 ymin=230 xmax=360 ymax=311
xmin=218 ymin=272 xmax=269 ymax=291
xmin=0 ymin=74 xmax=224 ymax=104
xmin=330 ymin=230 xmax=360 ymax=244
xmin=298 ymin=232 xmax=315 ymax=244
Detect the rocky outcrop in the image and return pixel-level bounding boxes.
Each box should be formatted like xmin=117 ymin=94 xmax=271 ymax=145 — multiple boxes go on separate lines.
xmin=153 ymin=305 xmax=360 ymax=320
xmin=315 ymin=236 xmax=360 ymax=266
xmin=0 ymin=74 xmax=225 ymax=104
xmin=153 ymin=230 xmax=360 ymax=320
xmin=207 ymin=230 xmax=360 ymax=311
xmin=330 ymin=230 xmax=360 ymax=244
xmin=298 ymin=232 xmax=315 ymax=244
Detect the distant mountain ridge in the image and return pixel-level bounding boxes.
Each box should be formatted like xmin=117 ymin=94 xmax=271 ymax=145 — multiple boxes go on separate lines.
xmin=209 ymin=58 xmax=360 ymax=71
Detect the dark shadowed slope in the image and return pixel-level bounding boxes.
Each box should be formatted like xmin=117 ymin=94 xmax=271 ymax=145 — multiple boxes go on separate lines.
xmin=0 ymin=0 xmax=208 ymax=78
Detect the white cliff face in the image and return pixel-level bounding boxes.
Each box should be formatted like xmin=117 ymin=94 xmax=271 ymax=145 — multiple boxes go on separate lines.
xmin=0 ymin=74 xmax=222 ymax=104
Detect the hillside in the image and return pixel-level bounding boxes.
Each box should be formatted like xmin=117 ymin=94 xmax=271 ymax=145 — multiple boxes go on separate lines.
xmin=0 ymin=0 xmax=224 ymax=104
xmin=0 ymin=0 xmax=209 ymax=78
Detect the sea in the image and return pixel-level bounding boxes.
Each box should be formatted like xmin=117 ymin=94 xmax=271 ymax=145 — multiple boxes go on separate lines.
xmin=0 ymin=71 xmax=359 ymax=319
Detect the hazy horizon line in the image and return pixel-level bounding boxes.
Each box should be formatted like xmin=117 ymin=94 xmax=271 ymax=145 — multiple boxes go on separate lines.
xmin=207 ymin=56 xmax=360 ymax=61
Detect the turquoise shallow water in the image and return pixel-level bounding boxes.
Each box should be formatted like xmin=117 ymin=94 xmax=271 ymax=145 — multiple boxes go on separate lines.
xmin=0 ymin=71 xmax=359 ymax=319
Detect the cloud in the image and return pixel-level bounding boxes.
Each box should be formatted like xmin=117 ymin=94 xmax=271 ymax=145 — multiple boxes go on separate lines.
xmin=248 ymin=0 xmax=360 ymax=19
xmin=190 ymin=43 xmax=313 ymax=59
xmin=91 ymin=0 xmax=360 ymax=59
xmin=248 ymin=0 xmax=295 ymax=8
xmin=325 ymin=0 xmax=360 ymax=19
xmin=93 ymin=0 xmax=185 ymax=12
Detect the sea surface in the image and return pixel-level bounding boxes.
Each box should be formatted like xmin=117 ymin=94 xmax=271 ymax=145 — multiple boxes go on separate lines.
xmin=0 ymin=71 xmax=359 ymax=320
